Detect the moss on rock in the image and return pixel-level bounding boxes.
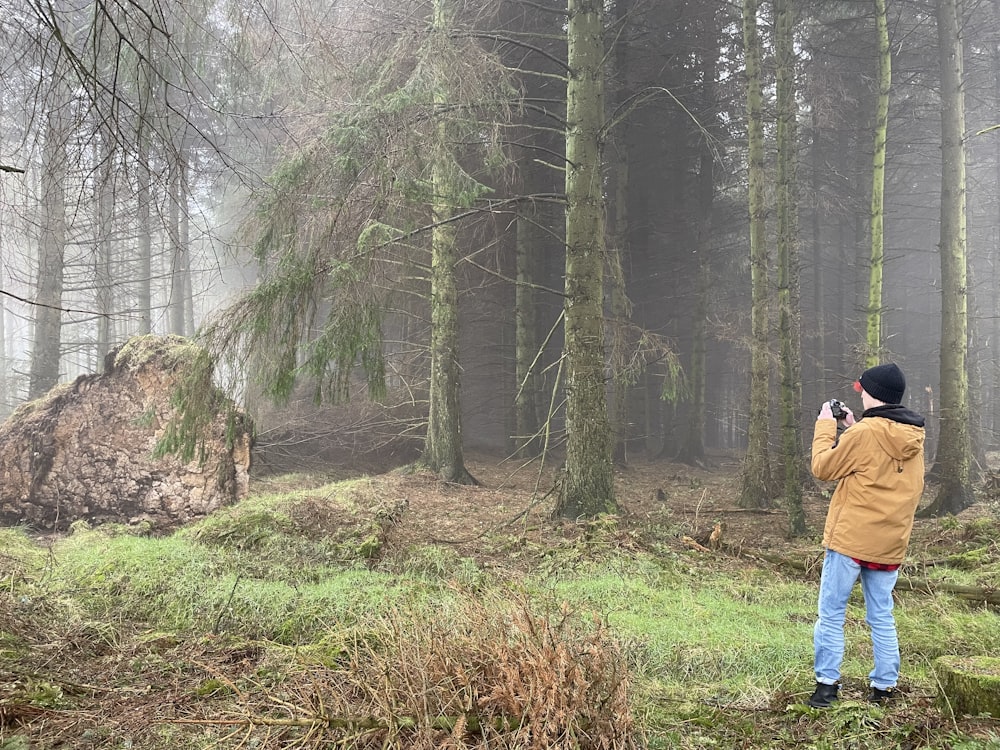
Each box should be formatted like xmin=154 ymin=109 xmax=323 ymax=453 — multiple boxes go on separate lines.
xmin=111 ymin=333 xmax=201 ymax=373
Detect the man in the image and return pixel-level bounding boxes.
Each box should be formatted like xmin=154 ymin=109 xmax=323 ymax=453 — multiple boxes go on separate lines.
xmin=808 ymin=362 xmax=926 ymax=708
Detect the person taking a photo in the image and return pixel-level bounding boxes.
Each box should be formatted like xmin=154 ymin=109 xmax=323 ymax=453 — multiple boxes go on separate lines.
xmin=808 ymin=362 xmax=926 ymax=708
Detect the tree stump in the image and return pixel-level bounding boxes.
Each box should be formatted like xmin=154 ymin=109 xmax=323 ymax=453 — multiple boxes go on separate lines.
xmin=0 ymin=335 xmax=251 ymax=531
xmin=934 ymin=656 xmax=1000 ymax=717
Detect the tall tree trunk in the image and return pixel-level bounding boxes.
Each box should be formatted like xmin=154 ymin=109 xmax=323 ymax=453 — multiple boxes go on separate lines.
xmin=607 ymin=0 xmax=632 ymax=466
xmin=607 ymin=151 xmax=630 ymax=467
xmin=810 ymin=109 xmax=826 ymax=400
xmin=424 ymin=158 xmax=470 ymax=482
xmin=514 ymin=200 xmax=543 ymax=457
xmin=775 ymin=0 xmax=804 ymax=533
xmin=738 ymin=0 xmax=773 ymax=508
xmin=681 ymin=3 xmax=721 ymax=467
xmin=136 ymin=66 xmax=153 ymax=336
xmin=554 ymin=0 xmax=617 ymax=519
xmin=28 ymin=87 xmax=69 ymax=400
xmin=0 ymin=241 xmax=7 ymax=417
xmin=182 ymin=168 xmax=195 ymax=334
xmin=168 ymin=151 xmax=187 ymax=336
xmin=504 ymin=1 xmax=561 ymax=461
xmin=865 ymin=0 xmax=891 ymax=366
xmin=94 ymin=127 xmax=116 ymax=363
xmin=422 ymin=0 xmax=475 ymax=485
xmin=994 ymin=4 xmax=1000 ymax=446
xmin=833 ymin=127 xmax=852 ymax=375
xmin=922 ymin=0 xmax=974 ymax=516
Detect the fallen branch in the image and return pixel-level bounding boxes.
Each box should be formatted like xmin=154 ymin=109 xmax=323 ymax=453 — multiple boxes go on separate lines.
xmin=682 ymin=535 xmax=713 ymax=553
xmin=721 ymin=548 xmax=1000 ymax=605
xmin=720 ymin=545 xmax=821 ymax=573
xmin=0 ymin=667 xmax=105 ymax=695
xmin=895 ymin=578 xmax=1000 ymax=606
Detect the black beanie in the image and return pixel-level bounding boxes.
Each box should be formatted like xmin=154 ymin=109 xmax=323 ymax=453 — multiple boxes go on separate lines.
xmin=859 ymin=363 xmax=906 ymax=404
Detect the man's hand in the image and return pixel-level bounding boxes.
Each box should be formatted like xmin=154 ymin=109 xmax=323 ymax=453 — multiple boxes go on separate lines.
xmin=818 ymin=400 xmax=856 ymax=426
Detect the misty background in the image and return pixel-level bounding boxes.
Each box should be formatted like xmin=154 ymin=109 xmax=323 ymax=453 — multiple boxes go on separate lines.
xmin=0 ymin=0 xmax=996 ymax=484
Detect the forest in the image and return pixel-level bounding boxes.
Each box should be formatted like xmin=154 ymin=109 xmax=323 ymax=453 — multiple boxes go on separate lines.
xmin=2 ymin=0 xmax=1000 ymax=521
xmin=2 ymin=0 xmax=1000 ymax=748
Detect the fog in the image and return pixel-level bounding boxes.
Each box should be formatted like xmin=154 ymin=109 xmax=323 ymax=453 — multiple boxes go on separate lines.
xmin=0 ymin=0 xmax=997 ymax=473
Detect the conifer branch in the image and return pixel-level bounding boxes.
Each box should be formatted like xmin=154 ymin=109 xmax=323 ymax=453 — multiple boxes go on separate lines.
xmin=453 ymin=31 xmax=571 ymax=75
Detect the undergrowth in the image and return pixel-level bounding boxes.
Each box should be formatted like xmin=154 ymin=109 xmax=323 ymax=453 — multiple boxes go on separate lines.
xmin=1 ymin=481 xmax=999 ymax=749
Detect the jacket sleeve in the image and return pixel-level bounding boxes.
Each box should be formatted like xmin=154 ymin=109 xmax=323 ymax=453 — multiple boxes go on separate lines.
xmin=811 ymin=420 xmax=864 ymax=482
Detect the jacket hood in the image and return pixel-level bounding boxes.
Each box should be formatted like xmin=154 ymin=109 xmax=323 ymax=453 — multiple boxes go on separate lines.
xmin=861 ymin=405 xmax=926 ymax=462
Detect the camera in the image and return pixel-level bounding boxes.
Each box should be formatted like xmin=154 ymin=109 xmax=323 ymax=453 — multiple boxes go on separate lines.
xmin=829 ymin=399 xmax=848 ymax=421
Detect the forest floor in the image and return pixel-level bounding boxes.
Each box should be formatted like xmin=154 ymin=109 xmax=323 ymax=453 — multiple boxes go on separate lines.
xmin=366 ymin=449 xmax=992 ymax=571
xmin=3 ymin=450 xmax=1000 ymax=749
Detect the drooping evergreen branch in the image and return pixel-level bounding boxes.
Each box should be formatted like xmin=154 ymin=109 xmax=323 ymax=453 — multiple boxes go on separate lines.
xmin=452 ymin=31 xmax=571 ymax=75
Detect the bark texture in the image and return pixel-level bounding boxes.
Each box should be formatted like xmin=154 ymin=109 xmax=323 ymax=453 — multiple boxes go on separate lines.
xmin=925 ymin=0 xmax=974 ymax=515
xmin=865 ymin=0 xmax=891 ymax=363
xmin=555 ymin=0 xmax=617 ymax=518
xmin=28 ymin=82 xmax=69 ymax=400
xmin=775 ymin=0 xmax=804 ymax=533
xmin=739 ymin=0 xmax=773 ymax=508
xmin=0 ymin=335 xmax=251 ymax=531
xmin=421 ymin=0 xmax=475 ymax=485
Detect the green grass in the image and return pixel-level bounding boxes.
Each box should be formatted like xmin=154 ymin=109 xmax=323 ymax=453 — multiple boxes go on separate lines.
xmin=47 ymin=515 xmax=448 ymax=643
xmin=4 ymin=481 xmax=1000 ymax=749
xmin=0 ymin=527 xmax=46 ymax=566
xmin=528 ymin=552 xmax=1000 ymax=748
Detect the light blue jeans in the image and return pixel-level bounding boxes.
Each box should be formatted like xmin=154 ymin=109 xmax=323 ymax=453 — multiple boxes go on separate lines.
xmin=814 ymin=549 xmax=900 ymax=690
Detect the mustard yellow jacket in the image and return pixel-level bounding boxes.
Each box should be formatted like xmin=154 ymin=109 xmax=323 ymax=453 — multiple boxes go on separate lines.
xmin=811 ymin=405 xmax=926 ymax=565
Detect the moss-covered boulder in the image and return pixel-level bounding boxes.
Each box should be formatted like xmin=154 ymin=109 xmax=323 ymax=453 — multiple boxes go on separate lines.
xmin=934 ymin=655 xmax=1000 ymax=717
xmin=0 ymin=335 xmax=251 ymax=531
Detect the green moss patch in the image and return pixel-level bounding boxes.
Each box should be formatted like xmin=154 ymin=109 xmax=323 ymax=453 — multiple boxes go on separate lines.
xmin=935 ymin=655 xmax=1000 ymax=717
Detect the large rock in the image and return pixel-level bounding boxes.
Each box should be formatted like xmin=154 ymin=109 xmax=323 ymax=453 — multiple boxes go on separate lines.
xmin=0 ymin=335 xmax=251 ymax=531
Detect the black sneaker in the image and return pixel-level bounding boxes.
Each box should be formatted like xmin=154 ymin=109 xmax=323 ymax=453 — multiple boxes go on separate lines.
xmin=807 ymin=682 xmax=840 ymax=708
xmin=868 ymin=686 xmax=895 ymax=704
